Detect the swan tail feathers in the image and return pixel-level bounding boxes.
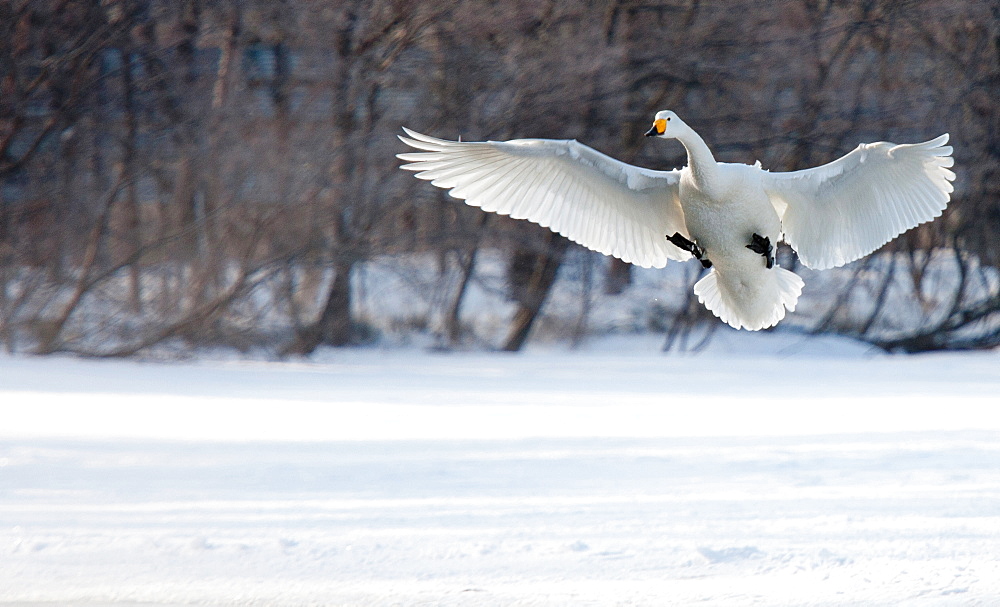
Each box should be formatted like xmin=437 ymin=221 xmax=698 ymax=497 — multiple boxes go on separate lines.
xmin=694 ymin=266 xmax=803 ymax=331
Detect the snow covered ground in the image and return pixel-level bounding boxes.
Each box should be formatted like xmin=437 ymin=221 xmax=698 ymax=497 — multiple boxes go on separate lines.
xmin=2 ymin=333 xmax=1000 ymax=605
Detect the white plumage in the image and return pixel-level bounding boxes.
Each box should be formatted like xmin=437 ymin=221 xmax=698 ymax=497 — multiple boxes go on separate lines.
xmin=397 ymin=111 xmax=955 ymax=331
xmin=397 ymin=130 xmax=690 ymax=268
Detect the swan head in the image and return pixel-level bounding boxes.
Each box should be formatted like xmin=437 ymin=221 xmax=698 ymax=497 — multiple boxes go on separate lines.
xmin=644 ymin=110 xmax=685 ymax=139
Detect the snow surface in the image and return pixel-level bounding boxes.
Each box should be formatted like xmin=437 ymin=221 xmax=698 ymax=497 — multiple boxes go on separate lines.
xmin=2 ymin=333 xmax=1000 ymax=605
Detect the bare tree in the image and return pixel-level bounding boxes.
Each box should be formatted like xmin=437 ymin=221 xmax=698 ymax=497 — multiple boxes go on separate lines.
xmin=2 ymin=0 xmax=997 ymax=357
xmin=284 ymin=0 xmax=443 ymax=354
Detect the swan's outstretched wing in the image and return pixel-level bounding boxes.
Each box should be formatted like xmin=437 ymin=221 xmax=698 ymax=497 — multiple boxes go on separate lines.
xmin=398 ymin=129 xmax=689 ymax=268
xmin=762 ymin=135 xmax=955 ymax=270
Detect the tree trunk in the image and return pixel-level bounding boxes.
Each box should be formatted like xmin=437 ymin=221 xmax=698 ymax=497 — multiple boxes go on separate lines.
xmin=444 ymin=248 xmax=477 ymax=347
xmin=286 ymin=259 xmax=356 ymax=355
xmin=501 ymin=233 xmax=568 ymax=352
xmin=604 ymin=257 xmax=631 ymax=295
xmin=122 ymin=50 xmax=142 ymax=313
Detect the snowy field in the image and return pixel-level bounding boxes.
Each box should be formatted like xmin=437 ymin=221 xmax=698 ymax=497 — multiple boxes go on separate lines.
xmin=2 ymin=333 xmax=1000 ymax=606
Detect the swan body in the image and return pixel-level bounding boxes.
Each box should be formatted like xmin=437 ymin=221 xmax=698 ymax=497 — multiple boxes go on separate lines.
xmin=397 ymin=111 xmax=955 ymax=330
xmin=679 ymin=160 xmax=801 ymax=330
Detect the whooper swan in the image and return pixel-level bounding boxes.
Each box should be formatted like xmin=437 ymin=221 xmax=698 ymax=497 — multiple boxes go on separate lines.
xmin=398 ymin=111 xmax=955 ymax=330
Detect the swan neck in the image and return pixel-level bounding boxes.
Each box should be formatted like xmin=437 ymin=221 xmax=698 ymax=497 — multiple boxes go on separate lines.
xmin=679 ymin=131 xmax=718 ymax=187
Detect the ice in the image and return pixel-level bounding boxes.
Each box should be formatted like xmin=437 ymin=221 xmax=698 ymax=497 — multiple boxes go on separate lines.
xmin=2 ymin=336 xmax=999 ymax=605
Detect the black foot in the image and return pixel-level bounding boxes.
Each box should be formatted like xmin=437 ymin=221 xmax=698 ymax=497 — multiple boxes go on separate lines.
xmin=667 ymin=232 xmax=712 ymax=268
xmin=746 ymin=233 xmax=774 ymax=269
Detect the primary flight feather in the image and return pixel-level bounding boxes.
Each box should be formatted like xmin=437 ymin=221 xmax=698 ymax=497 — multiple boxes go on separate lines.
xmin=398 ymin=111 xmax=955 ymax=330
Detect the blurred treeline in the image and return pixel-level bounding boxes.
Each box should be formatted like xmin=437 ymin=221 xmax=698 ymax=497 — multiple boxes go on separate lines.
xmin=1 ymin=0 xmax=998 ymax=356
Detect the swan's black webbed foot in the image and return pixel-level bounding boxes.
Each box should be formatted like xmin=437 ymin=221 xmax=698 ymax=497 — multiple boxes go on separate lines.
xmin=746 ymin=233 xmax=774 ymax=269
xmin=667 ymin=232 xmax=712 ymax=268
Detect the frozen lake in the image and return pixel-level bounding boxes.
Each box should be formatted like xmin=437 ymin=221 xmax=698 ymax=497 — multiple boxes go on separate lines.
xmin=2 ymin=335 xmax=999 ymax=605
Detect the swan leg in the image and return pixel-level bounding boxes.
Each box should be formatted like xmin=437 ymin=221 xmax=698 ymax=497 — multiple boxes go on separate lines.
xmin=746 ymin=233 xmax=774 ymax=269
xmin=667 ymin=232 xmax=712 ymax=268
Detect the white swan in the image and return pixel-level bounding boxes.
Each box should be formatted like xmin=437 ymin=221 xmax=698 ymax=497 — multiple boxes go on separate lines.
xmin=397 ymin=111 xmax=955 ymax=330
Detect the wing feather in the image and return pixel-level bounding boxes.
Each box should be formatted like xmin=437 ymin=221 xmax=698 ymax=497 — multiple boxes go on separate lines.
xmin=763 ymin=134 xmax=955 ymax=270
xmin=398 ymin=128 xmax=690 ymax=268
